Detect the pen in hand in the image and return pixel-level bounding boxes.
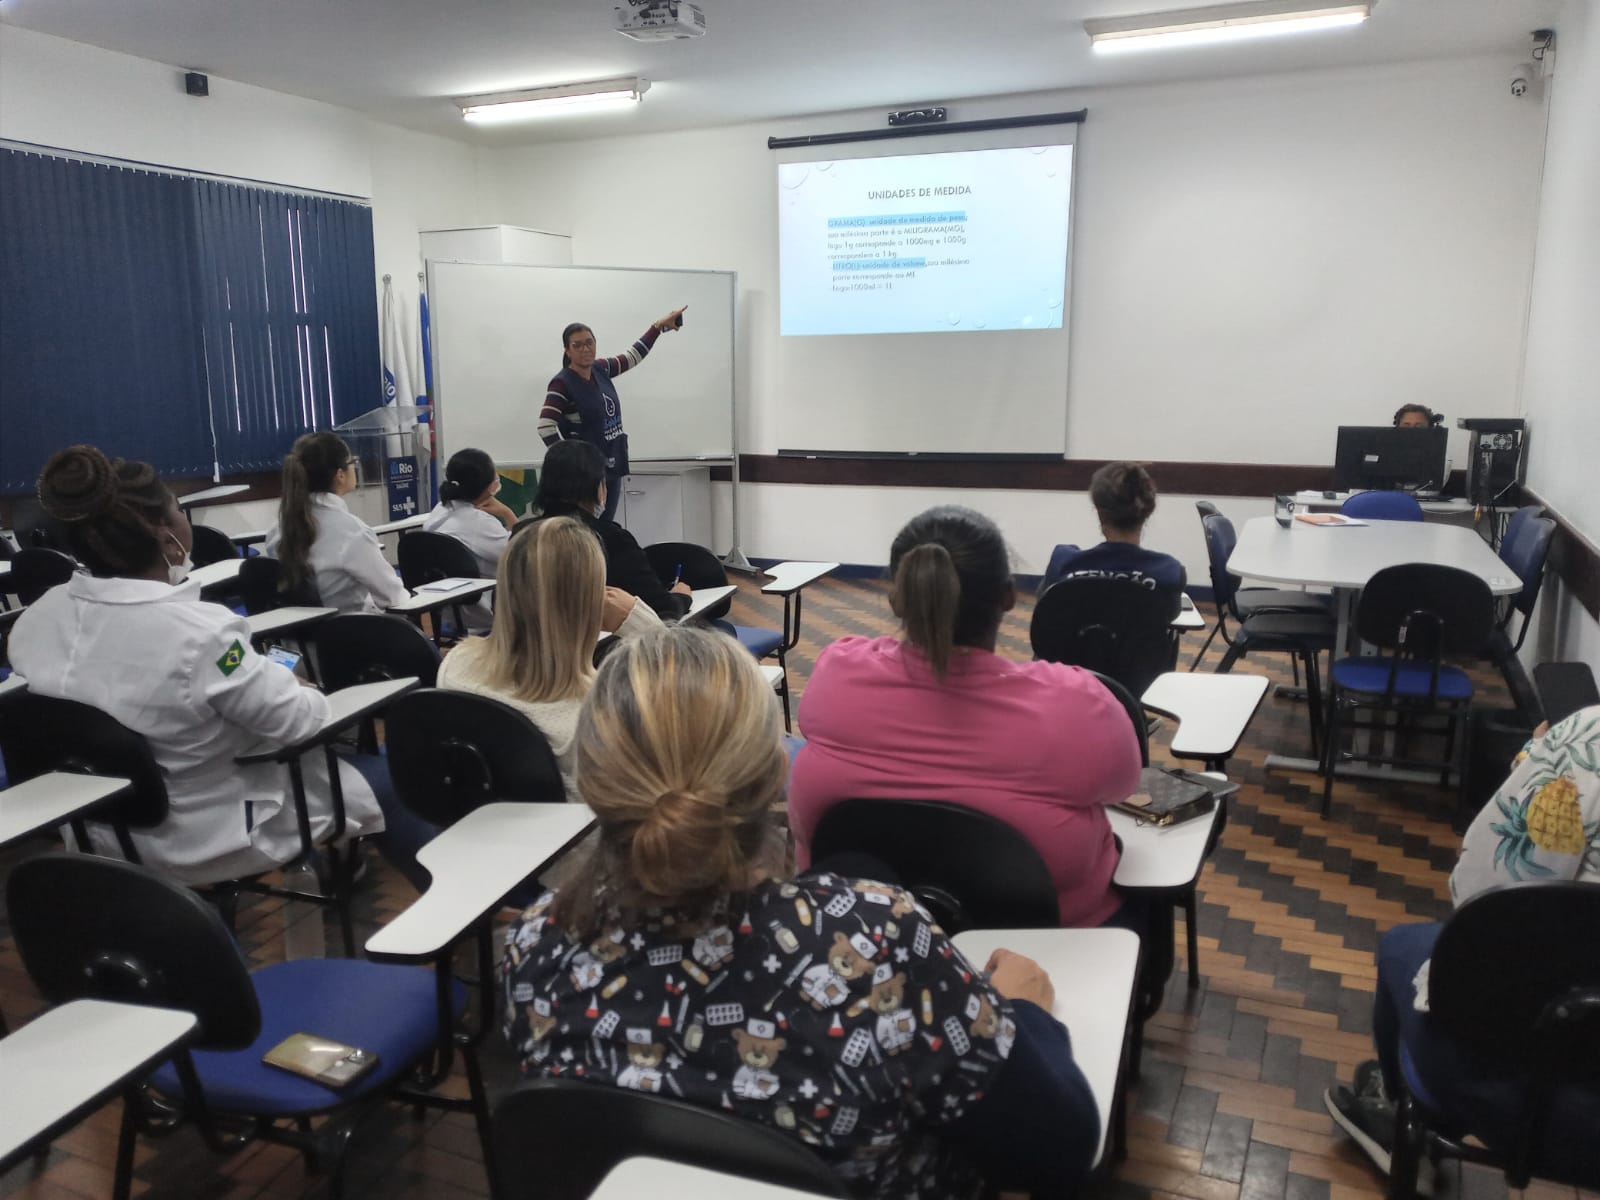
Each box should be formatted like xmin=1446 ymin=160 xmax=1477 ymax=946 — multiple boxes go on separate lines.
xmin=672 ymin=563 xmax=683 ymax=587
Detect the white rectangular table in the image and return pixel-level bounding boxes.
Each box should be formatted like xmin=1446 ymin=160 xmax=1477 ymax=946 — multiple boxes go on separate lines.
xmin=1142 ymin=671 xmax=1269 ymax=768
xmin=0 ymin=1000 xmax=198 ymax=1171
xmin=951 ymin=927 xmax=1139 ymax=1169
xmin=388 ymin=577 xmax=496 ymax=616
xmin=0 ymin=773 xmax=132 ymax=849
xmin=590 ymin=1158 xmax=828 ymax=1199
xmin=366 ymin=802 xmax=597 ymax=961
xmin=686 ymin=584 xmax=737 ymax=618
xmin=244 ymin=606 xmax=336 ymax=643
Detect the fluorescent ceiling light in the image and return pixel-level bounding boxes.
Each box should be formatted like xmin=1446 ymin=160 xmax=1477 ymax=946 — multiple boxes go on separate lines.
xmin=1086 ymin=2 xmax=1370 ymax=54
xmin=456 ymin=77 xmax=650 ymax=123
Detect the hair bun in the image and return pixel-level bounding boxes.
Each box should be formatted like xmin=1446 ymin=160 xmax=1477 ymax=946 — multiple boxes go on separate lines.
xmin=630 ymin=788 xmax=737 ymax=898
xmin=38 ymin=444 xmax=119 ymax=523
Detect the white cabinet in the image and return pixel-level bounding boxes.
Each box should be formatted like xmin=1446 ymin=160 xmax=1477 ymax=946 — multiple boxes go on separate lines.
xmin=419 ymin=225 xmax=572 ymax=266
xmin=619 ymin=468 xmax=713 ymax=549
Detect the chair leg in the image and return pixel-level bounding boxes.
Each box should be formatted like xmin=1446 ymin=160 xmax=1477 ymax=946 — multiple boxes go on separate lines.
xmin=1321 ymin=685 xmax=1341 ymax=818
xmin=1303 ymin=650 xmax=1324 ymax=759
xmin=1292 ymin=653 xmax=1301 ymax=687
xmin=1189 ymin=623 xmax=1220 ymax=671
xmin=1387 ymin=1092 xmax=1422 ymax=1200
xmin=1184 ymin=890 xmax=1201 ymax=990
xmin=330 ymin=845 xmax=357 ymax=959
xmin=1215 ymin=642 xmax=1244 ymax=674
xmin=113 ymin=1088 xmax=140 ymax=1200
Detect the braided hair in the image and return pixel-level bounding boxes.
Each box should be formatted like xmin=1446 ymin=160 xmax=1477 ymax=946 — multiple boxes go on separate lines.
xmin=36 ymin=445 xmax=174 ymax=578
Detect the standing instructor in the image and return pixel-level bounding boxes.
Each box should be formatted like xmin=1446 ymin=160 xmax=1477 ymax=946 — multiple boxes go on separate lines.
xmin=539 ymin=307 xmax=686 ymax=522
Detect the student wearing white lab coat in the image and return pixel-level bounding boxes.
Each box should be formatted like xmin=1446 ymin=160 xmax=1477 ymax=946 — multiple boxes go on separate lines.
xmin=420 ymin=447 xmax=516 ymax=631
xmin=264 ymin=432 xmax=408 ymax=614
xmin=11 ymin=446 xmax=389 ymax=884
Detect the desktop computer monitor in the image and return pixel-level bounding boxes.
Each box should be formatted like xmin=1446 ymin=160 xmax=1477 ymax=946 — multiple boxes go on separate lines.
xmin=1332 ymin=426 xmax=1447 ymax=492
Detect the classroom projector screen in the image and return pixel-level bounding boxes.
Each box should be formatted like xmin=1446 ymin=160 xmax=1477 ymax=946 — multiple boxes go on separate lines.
xmin=779 ymin=144 xmax=1073 ymax=337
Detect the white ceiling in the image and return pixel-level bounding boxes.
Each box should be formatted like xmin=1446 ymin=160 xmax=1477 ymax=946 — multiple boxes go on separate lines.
xmin=0 ymin=0 xmax=1566 ymax=144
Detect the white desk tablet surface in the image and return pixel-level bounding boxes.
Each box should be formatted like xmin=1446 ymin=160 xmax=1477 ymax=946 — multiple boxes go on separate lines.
xmin=0 ymin=773 xmax=131 ymax=849
xmin=590 ymin=1157 xmax=832 ymax=1200
xmin=1142 ymin=672 xmax=1269 ymax=760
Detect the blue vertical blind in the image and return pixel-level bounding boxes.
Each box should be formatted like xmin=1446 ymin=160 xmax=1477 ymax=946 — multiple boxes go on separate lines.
xmin=0 ymin=147 xmax=379 ymax=493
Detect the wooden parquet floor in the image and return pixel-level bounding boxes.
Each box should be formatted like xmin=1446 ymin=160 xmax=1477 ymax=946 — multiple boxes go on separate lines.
xmin=2 ymin=574 xmax=1596 ymax=1200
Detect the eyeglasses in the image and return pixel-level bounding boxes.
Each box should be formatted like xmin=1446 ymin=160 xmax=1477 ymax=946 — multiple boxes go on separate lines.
xmin=568 ymin=338 xmax=597 ymax=351
xmin=342 ymin=460 xmax=358 ymax=470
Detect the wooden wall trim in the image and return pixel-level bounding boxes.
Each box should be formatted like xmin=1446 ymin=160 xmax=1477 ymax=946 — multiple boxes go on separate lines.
xmin=1523 ymin=487 xmax=1600 ymax=623
xmin=737 ymin=454 xmax=1339 ymax=496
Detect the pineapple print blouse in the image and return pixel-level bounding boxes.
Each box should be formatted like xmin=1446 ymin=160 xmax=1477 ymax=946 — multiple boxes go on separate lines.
xmin=501 ymin=874 xmax=1023 ymax=1198
xmin=1452 ymin=704 xmax=1600 ymax=902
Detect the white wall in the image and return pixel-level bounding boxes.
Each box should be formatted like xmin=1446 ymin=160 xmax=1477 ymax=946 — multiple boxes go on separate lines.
xmin=482 ymin=56 xmax=1547 ymax=574
xmin=1519 ymin=0 xmax=1600 ymax=673
xmin=0 ymin=24 xmax=487 ymax=406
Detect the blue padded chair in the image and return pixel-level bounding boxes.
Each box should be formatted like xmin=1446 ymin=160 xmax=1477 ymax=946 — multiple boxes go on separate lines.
xmin=1341 ymin=491 xmax=1423 ymax=522
xmin=1493 ymin=509 xmax=1556 ymax=656
xmin=1387 ymin=882 xmax=1600 ymax=1197
xmin=1320 ymin=564 xmax=1495 ymax=818
xmin=7 ymin=852 xmax=476 ymax=1200
xmin=1189 ymin=502 xmax=1329 ymax=669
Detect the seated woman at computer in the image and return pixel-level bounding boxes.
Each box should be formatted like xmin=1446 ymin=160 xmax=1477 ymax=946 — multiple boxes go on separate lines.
xmin=1393 ymin=404 xmax=1438 ymax=428
xmin=1040 ymin=461 xmax=1185 ymax=598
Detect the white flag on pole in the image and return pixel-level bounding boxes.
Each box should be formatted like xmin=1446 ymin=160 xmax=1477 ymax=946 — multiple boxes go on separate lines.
xmin=380 ymin=274 xmax=414 ymax=410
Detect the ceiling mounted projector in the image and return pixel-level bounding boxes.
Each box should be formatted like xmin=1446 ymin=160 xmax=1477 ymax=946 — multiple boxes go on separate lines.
xmin=614 ymin=1 xmax=707 ymax=41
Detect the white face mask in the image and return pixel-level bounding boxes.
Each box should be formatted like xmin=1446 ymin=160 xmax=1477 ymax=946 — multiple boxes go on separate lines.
xmin=166 ymin=532 xmax=192 ymax=586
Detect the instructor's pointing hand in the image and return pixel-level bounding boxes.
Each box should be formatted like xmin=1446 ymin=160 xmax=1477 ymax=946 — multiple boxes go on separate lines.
xmin=654 ymin=305 xmax=687 ymax=333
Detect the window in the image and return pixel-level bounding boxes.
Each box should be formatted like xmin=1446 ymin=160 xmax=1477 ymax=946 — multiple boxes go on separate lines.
xmin=0 ymin=147 xmax=380 ymax=492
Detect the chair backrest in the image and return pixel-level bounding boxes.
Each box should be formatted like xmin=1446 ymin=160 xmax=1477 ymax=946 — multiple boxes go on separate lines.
xmin=7 ymin=852 xmax=262 ymax=1050
xmin=1031 ymin=575 xmax=1182 ymax=699
xmin=644 ymin=541 xmax=731 ymax=621
xmin=810 ymin=798 xmax=1060 ymax=931
xmin=1089 ymin=669 xmax=1150 ymax=767
xmin=305 ymin=613 xmax=440 ymax=691
xmin=1340 ymin=491 xmax=1423 ymax=522
xmin=1194 ymin=500 xmax=1220 ymax=519
xmin=1429 ymin=880 xmax=1600 ymax=1182
xmin=0 ymin=691 xmax=170 ymax=828
xmin=1500 ymin=504 xmax=1543 ymax=559
xmin=489 ymin=1078 xmax=847 ymax=1200
xmin=382 ymin=689 xmax=565 ymax=826
xmin=188 ymin=524 xmax=241 ymax=568
xmin=1533 ymin=662 xmax=1600 ymax=729
xmin=12 ymin=547 xmax=77 ymax=606
xmin=397 ymin=531 xmax=481 ymax=590
xmin=1500 ymin=516 xmax=1556 ymax=619
xmin=1200 ymin=513 xmax=1242 ymax=613
xmin=1354 ymin=564 xmax=1496 ymax=658
xmin=236 ymin=555 xmax=320 ymax=613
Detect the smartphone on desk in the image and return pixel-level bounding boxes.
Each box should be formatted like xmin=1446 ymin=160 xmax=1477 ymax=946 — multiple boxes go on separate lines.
xmin=264 ymin=645 xmax=302 ymax=672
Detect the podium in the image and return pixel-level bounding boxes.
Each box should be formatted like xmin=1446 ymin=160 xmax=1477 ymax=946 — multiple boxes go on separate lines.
xmin=334 ymin=405 xmax=434 ymax=525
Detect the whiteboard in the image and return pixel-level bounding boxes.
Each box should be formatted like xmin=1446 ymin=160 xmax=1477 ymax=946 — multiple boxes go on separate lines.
xmin=428 ymin=261 xmax=735 ymax=467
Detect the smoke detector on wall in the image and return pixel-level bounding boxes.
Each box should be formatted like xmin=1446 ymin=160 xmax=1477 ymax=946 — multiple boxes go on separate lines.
xmin=614 ymin=1 xmax=707 ymax=41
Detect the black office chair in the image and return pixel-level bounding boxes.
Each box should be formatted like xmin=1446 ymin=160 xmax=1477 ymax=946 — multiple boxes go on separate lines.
xmin=1204 ymin=514 xmax=1335 ymax=757
xmin=1190 ymin=502 xmax=1328 ymax=669
xmin=0 ymin=607 xmax=22 ymax=669
xmin=11 ymin=547 xmax=77 ymax=606
xmin=0 ymin=534 xmax=15 ymax=612
xmin=236 ymin=555 xmax=321 ymax=614
xmin=0 ymin=691 xmax=170 ymax=861
xmin=8 ymin=852 xmax=481 ymax=1200
xmin=187 ymin=523 xmax=241 ymax=568
xmin=303 ymin=614 xmax=439 ymax=754
xmin=1388 ymin=882 xmax=1600 ymax=1197
xmin=810 ymin=799 xmax=1060 ymax=932
xmin=1491 ymin=511 xmax=1556 ymax=658
xmin=488 ymin=1078 xmax=847 ymax=1200
xmin=645 ymin=541 xmax=734 ymax=622
xmin=1534 ymin=662 xmax=1599 ymax=728
xmin=382 ymin=690 xmax=565 ymax=827
xmin=398 ymin=531 xmax=482 ymax=644
xmin=1321 ymin=564 xmax=1496 ymax=820
xmin=1030 ymin=575 xmax=1182 ymax=701
xmin=1089 ymin=669 xmax=1150 ymax=767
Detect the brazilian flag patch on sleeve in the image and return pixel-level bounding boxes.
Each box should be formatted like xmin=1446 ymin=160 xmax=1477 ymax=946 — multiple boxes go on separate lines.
xmin=216 ymin=639 xmax=245 ymax=677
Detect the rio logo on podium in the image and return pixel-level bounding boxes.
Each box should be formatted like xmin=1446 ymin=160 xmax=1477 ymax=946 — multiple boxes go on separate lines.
xmin=386 ymin=457 xmax=418 ymax=521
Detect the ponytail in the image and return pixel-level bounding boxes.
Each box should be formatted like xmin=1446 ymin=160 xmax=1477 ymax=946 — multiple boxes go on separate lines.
xmin=277 ymin=432 xmax=348 ymax=589
xmin=892 ymin=543 xmax=961 ymax=677
xmin=887 ymin=505 xmax=1013 ymax=680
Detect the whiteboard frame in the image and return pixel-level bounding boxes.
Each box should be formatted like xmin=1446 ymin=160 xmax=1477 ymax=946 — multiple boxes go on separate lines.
xmin=425 ymin=259 xmax=745 ymax=563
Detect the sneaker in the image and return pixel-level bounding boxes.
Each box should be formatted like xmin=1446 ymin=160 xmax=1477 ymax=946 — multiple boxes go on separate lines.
xmin=1352 ymin=1059 xmax=1388 ymax=1103
xmin=1324 ymin=1086 xmax=1435 ymax=1196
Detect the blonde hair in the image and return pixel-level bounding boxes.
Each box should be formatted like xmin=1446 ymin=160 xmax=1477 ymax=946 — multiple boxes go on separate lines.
xmin=553 ymin=626 xmax=788 ymax=935
xmin=447 ymin=516 xmax=602 ymax=704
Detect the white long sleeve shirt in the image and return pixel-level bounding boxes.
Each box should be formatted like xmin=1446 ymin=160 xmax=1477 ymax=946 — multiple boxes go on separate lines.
xmin=264 ymin=492 xmax=408 ymax=614
xmin=11 ymin=573 xmax=384 ymax=882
